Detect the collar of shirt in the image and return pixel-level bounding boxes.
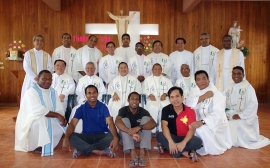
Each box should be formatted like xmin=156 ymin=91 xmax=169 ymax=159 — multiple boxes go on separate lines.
xmin=86 ymin=100 xmax=101 ymax=109
xmin=33 ymin=48 xmax=43 ymax=53
xmin=170 ymin=103 xmax=186 ymax=113
xmin=87 ymin=75 xmax=94 ymax=84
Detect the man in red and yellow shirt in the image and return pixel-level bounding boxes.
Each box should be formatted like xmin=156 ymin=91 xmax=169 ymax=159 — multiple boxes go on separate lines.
xmin=156 ymin=86 xmax=202 ymax=161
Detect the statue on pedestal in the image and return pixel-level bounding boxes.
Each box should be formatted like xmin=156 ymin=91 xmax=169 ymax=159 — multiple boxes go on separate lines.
xmin=228 ymin=21 xmax=243 ymax=48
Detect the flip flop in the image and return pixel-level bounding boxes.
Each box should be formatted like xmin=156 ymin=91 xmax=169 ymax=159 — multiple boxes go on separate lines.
xmin=188 ymin=150 xmax=198 ymax=162
xmin=73 ymin=148 xmax=81 ymax=158
xmin=104 ymin=148 xmax=116 ymax=158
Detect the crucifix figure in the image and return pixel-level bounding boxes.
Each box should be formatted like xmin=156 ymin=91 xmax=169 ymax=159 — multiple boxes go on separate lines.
xmin=85 ymin=11 xmax=158 ymax=48
xmin=70 ymin=54 xmax=75 ymax=72
xmin=128 ymin=82 xmax=134 ymax=92
xmin=202 ymin=105 xmax=207 ymax=117
xmin=161 ymin=82 xmax=166 ymax=93
xmin=60 ymin=82 xmax=66 ymax=93
xmin=211 ymin=53 xmax=215 ymax=66
xmin=107 ymin=11 xmax=136 ymax=46
xmin=239 ymin=90 xmax=245 ymax=112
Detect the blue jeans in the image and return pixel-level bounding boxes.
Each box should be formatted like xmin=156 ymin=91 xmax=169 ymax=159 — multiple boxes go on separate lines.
xmin=70 ymin=132 xmax=113 ymax=156
xmin=156 ymin=132 xmax=202 ymax=158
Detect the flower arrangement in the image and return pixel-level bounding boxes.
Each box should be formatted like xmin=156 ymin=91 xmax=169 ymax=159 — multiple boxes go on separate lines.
xmin=6 ymin=40 xmax=26 ymax=60
xmin=140 ymin=36 xmax=155 ymax=53
xmin=8 ymin=40 xmax=26 ymax=52
xmin=237 ymin=40 xmax=250 ymax=57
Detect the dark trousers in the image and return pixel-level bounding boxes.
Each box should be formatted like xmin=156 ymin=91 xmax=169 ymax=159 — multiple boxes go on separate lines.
xmin=70 ymin=132 xmax=113 ymax=156
xmin=156 ymin=132 xmax=202 ymax=158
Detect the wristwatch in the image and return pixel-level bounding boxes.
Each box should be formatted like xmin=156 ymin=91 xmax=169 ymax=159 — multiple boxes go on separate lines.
xmin=139 ymin=125 xmax=143 ymax=131
xmin=201 ymin=120 xmax=206 ymax=125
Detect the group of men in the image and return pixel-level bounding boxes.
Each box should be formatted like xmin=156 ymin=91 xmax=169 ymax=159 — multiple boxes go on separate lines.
xmin=15 ymin=32 xmax=270 ymax=166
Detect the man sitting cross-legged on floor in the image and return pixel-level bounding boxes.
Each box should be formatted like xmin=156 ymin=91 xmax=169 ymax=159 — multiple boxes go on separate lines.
xmin=62 ymin=85 xmax=119 ymax=158
xmin=156 ymin=87 xmax=202 ymax=161
xmin=115 ymin=92 xmax=156 ymax=166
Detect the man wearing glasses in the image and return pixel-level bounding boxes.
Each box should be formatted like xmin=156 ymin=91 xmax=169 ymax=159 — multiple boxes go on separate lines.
xmin=175 ymin=64 xmax=197 ymax=104
xmin=194 ymin=33 xmax=219 ymax=84
xmin=15 ymin=70 xmax=67 ymax=156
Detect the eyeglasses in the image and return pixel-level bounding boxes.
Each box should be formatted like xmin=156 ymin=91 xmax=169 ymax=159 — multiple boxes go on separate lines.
xmin=200 ymin=38 xmax=209 ymax=41
xmin=181 ymin=68 xmax=190 ymax=71
xmin=41 ymin=78 xmax=52 ymax=81
xmin=136 ymin=46 xmax=144 ymax=49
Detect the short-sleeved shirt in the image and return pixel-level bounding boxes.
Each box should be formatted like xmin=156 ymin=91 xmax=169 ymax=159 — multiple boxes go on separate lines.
xmin=161 ymin=104 xmax=196 ymax=136
xmin=74 ymin=100 xmax=111 ymax=134
xmin=118 ymin=106 xmax=150 ymax=128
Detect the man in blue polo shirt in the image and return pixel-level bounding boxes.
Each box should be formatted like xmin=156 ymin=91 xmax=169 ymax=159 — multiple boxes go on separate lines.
xmin=156 ymin=86 xmax=202 ymax=162
xmin=62 ymin=85 xmax=119 ymax=157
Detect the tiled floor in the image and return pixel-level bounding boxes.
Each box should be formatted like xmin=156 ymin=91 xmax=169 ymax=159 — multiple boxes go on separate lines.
xmin=0 ymin=104 xmax=270 ymax=168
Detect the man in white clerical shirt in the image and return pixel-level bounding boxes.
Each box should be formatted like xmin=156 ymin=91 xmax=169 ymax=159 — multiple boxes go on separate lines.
xmin=52 ymin=60 xmax=75 ymax=117
xmin=224 ymin=66 xmax=270 ymax=149
xmin=99 ymin=41 xmax=123 ymax=88
xmin=74 ymin=35 xmax=102 ymax=77
xmin=214 ymin=34 xmax=245 ymax=91
xmin=108 ymin=62 xmax=142 ymax=120
xmin=143 ymin=63 xmax=173 ymax=133
xmin=52 ymin=33 xmax=79 ymax=82
xmin=169 ymin=38 xmax=194 ymax=85
xmin=21 ymin=34 xmax=53 ymax=101
xmin=76 ymin=62 xmax=106 ymax=104
xmin=15 ymin=70 xmax=67 ymax=156
xmin=175 ymin=64 xmax=196 ymax=103
xmin=70 ymin=62 xmax=106 ymax=133
xmin=128 ymin=42 xmax=152 ymax=83
xmin=194 ymin=33 xmax=219 ymax=83
xmin=186 ymin=70 xmax=232 ymax=155
xmin=115 ymin=33 xmax=136 ymax=63
xmin=147 ymin=40 xmax=171 ymax=78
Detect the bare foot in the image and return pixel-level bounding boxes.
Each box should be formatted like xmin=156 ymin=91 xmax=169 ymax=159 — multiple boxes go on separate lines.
xmin=139 ymin=148 xmax=145 ymax=160
xmin=130 ymin=149 xmax=138 ymax=160
xmin=139 ymin=149 xmax=146 ymax=166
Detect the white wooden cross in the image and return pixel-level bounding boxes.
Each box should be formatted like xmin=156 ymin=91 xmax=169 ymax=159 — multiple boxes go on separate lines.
xmin=85 ymin=11 xmax=159 ymax=47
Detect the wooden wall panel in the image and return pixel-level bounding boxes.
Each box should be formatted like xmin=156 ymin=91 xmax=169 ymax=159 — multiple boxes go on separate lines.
xmin=0 ymin=0 xmax=269 ymax=103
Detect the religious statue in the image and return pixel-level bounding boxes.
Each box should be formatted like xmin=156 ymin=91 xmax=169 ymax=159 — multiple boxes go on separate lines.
xmin=107 ymin=10 xmax=136 ymax=46
xmin=228 ymin=21 xmax=242 ymax=48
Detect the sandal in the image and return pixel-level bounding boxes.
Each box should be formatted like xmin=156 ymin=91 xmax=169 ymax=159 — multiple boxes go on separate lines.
xmin=157 ymin=143 xmax=164 ymax=154
xmin=73 ymin=148 xmax=81 ymax=158
xmin=188 ymin=150 xmax=198 ymax=162
xmin=138 ymin=158 xmax=146 ymax=167
xmin=129 ymin=158 xmax=139 ymax=167
xmin=104 ymin=147 xmax=116 ymax=158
